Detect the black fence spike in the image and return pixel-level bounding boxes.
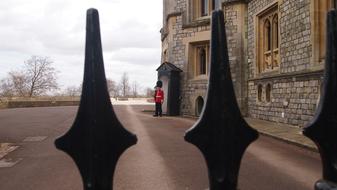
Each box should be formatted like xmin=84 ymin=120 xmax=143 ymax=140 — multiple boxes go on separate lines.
xmin=303 ymin=10 xmax=337 ymax=190
xmin=184 ymin=10 xmax=258 ymax=190
xmin=315 ymin=180 xmax=337 ymax=190
xmin=54 ymin=8 xmax=137 ymax=190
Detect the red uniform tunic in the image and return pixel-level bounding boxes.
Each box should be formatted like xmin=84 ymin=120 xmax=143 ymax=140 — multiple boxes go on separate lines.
xmin=154 ymin=89 xmax=164 ymax=103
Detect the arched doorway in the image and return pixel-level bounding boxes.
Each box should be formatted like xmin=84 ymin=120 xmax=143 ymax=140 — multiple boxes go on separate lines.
xmin=195 ymin=96 xmax=204 ymax=116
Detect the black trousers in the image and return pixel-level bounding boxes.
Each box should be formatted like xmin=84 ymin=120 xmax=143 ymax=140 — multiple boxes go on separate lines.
xmin=155 ymin=102 xmax=162 ymax=116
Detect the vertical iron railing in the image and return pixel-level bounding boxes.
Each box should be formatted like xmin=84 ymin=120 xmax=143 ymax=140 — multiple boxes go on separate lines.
xmin=303 ymin=10 xmax=337 ymax=190
xmin=54 ymin=8 xmax=337 ymax=190
xmin=55 ymin=9 xmax=137 ymax=190
xmin=184 ymin=10 xmax=258 ymax=190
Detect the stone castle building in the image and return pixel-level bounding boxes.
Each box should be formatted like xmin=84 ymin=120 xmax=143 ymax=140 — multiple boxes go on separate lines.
xmin=160 ymin=0 xmax=336 ymax=127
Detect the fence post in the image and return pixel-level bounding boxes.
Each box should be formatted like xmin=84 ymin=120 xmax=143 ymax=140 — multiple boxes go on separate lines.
xmin=54 ymin=9 xmax=137 ymax=190
xmin=303 ymin=10 xmax=337 ymax=190
xmin=184 ymin=10 xmax=258 ymax=190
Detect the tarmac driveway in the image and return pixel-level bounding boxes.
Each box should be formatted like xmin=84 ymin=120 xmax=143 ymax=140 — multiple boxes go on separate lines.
xmin=0 ymin=105 xmax=321 ymax=190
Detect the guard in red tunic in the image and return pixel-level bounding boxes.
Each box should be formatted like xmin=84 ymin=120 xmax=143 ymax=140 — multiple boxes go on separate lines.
xmin=153 ymin=81 xmax=164 ymax=117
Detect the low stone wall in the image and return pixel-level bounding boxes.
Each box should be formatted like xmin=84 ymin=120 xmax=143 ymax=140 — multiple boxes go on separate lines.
xmin=0 ymin=97 xmax=80 ymax=109
xmin=5 ymin=100 xmax=79 ymax=108
xmin=0 ymin=103 xmax=7 ymax=109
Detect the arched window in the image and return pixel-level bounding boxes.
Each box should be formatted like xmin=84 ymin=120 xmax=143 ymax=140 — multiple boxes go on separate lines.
xmin=257 ymin=5 xmax=278 ymax=73
xmin=199 ymin=47 xmax=206 ymax=75
xmin=313 ymin=0 xmax=334 ymax=64
xmin=193 ymin=0 xmax=215 ymax=19
xmin=266 ymin=84 xmax=272 ymax=102
xmin=272 ymin=14 xmax=279 ymax=69
xmin=258 ymin=84 xmax=263 ymax=102
xmin=192 ymin=43 xmax=209 ymax=77
xmin=272 ymin=15 xmax=278 ymax=50
xmin=201 ymin=0 xmax=209 ymax=16
xmin=196 ymin=96 xmax=204 ymax=116
xmin=264 ymin=20 xmax=271 ymax=51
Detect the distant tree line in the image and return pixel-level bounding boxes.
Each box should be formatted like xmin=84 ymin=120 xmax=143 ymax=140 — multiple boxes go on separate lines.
xmin=54 ymin=72 xmax=152 ymax=98
xmin=0 ymin=56 xmax=154 ymax=99
xmin=101 ymin=72 xmax=147 ymax=98
xmin=62 ymin=72 xmax=152 ymax=98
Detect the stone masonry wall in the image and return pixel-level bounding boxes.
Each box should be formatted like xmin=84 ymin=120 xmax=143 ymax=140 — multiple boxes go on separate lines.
xmin=247 ymin=0 xmax=279 ymax=78
xmin=224 ymin=3 xmax=248 ymax=115
xmin=181 ymin=80 xmax=208 ymax=115
xmin=247 ymin=0 xmax=312 ymax=77
xmin=248 ymin=75 xmax=321 ymax=126
xmin=161 ymin=0 xmax=323 ymax=126
xmin=163 ymin=0 xmax=248 ymax=116
xmin=247 ymin=0 xmax=321 ymax=126
xmin=177 ymin=21 xmax=211 ymax=115
xmin=179 ymin=3 xmax=246 ymax=115
xmin=279 ymin=0 xmax=311 ymax=73
xmin=171 ymin=0 xmax=212 ymax=114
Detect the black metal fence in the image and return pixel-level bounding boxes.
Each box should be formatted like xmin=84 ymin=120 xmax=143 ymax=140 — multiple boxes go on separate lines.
xmin=55 ymin=8 xmax=337 ymax=190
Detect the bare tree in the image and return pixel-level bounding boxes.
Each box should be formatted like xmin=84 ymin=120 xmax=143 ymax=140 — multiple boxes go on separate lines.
xmin=131 ymin=81 xmax=140 ymax=98
xmin=24 ymin=56 xmax=59 ymax=97
xmin=0 ymin=72 xmax=28 ymax=97
xmin=0 ymin=78 xmax=14 ymax=97
xmin=0 ymin=56 xmax=58 ymax=97
xmin=106 ymin=78 xmax=118 ymax=98
xmin=8 ymin=72 xmax=29 ymax=96
xmin=119 ymin=72 xmax=130 ymax=97
xmin=63 ymin=85 xmax=81 ymax=97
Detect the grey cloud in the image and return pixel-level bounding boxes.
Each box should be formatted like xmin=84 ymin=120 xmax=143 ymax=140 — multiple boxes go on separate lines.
xmin=104 ymin=61 xmax=158 ymax=88
xmin=102 ymin=19 xmax=160 ymax=51
xmin=0 ymin=0 xmax=162 ymax=89
xmin=106 ymin=48 xmax=160 ymax=66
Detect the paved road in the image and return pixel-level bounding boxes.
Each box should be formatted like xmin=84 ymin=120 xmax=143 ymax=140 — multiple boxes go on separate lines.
xmin=0 ymin=106 xmax=321 ymax=190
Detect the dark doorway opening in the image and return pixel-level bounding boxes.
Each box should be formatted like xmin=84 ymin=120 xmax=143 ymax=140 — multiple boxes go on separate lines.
xmin=196 ymin=96 xmax=204 ymax=116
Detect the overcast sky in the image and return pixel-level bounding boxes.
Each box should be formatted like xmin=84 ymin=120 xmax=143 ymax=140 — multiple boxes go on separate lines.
xmin=0 ymin=0 xmax=162 ymax=93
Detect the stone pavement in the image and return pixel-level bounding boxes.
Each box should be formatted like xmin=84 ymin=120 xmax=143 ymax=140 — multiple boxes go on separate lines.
xmin=111 ymin=98 xmax=153 ymax=105
xmin=245 ymin=118 xmax=317 ymax=151
xmin=142 ymin=99 xmax=318 ymax=152
xmin=0 ymin=106 xmax=321 ymax=189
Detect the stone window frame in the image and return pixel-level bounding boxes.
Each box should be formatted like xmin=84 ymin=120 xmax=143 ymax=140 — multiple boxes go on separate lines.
xmin=254 ymin=2 xmax=280 ymax=76
xmin=191 ymin=42 xmax=210 ymax=78
xmin=198 ymin=47 xmax=207 ymax=75
xmin=272 ymin=14 xmax=279 ymax=52
xmin=257 ymin=84 xmax=263 ymax=102
xmin=310 ymin=0 xmax=335 ymax=69
xmin=201 ymin=0 xmax=208 ymax=16
xmin=264 ymin=19 xmax=271 ymax=52
xmin=190 ymin=0 xmax=216 ymax=20
xmin=265 ymin=83 xmax=272 ymax=103
xmin=256 ymin=83 xmax=273 ymax=104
